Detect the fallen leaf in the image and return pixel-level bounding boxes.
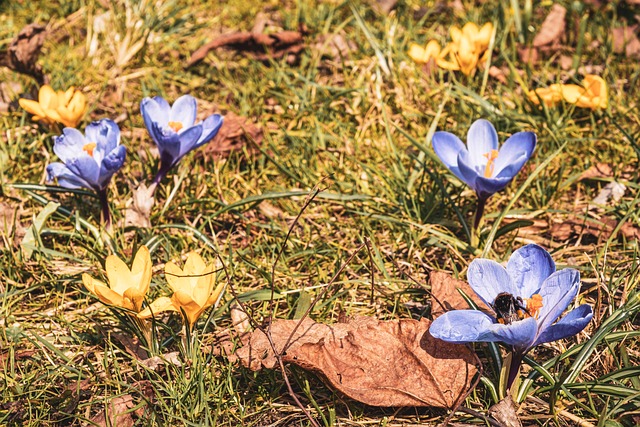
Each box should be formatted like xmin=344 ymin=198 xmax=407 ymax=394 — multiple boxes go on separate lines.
xmin=236 ymin=316 xmax=477 ymax=408
xmin=579 ymin=163 xmax=613 ymax=180
xmin=517 ymin=46 xmax=538 ymax=64
xmin=139 ymin=351 xmax=182 ymax=371
xmin=591 ymin=182 xmax=626 ymax=206
xmin=201 ymin=111 xmax=263 ymax=159
xmin=559 ymin=55 xmax=573 ymax=70
xmin=429 ymin=271 xmax=486 ymax=317
xmin=533 ymin=4 xmax=566 ymax=48
xmin=373 ymin=0 xmax=397 ymax=14
xmin=0 ymin=199 xmax=26 ymax=249
xmin=314 ymin=33 xmax=357 ymax=61
xmin=550 ymin=216 xmax=640 ymax=242
xmin=230 ymin=303 xmax=251 ymax=334
xmin=187 ymin=30 xmax=306 ymax=67
xmin=612 ymin=26 xmax=640 ymax=58
xmin=0 ymin=23 xmax=46 ymax=84
xmin=488 ymin=393 xmax=522 ymax=427
xmin=112 ymin=332 xmax=148 ymax=360
xmin=124 ymin=183 xmax=155 ymax=228
xmin=89 ymin=395 xmax=137 ymax=427
xmin=488 ymin=66 xmax=507 ymax=84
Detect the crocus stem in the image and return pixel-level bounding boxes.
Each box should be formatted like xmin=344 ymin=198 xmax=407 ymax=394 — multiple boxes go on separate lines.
xmin=471 ymin=196 xmax=487 ymax=247
xmin=97 ymin=188 xmax=112 ymax=232
xmin=506 ymin=351 xmax=525 ymax=391
xmin=151 ymin=161 xmax=172 ymax=192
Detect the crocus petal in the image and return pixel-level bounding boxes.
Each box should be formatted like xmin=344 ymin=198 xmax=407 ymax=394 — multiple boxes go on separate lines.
xmin=466 ymin=119 xmax=499 ymax=166
xmin=46 ymin=162 xmax=92 ymax=189
xmin=141 ymin=97 xmax=169 ymax=141
xmin=206 ymin=281 xmax=227 ymax=308
xmin=87 ymin=119 xmax=121 ymax=160
xmin=430 ymin=310 xmax=538 ymax=349
xmin=467 ymin=258 xmax=517 ymax=309
xmin=165 ymin=261 xmax=188 ymax=293
xmin=536 ymin=269 xmax=581 ymax=334
xmin=176 ymin=124 xmax=204 ymax=159
xmin=65 ymin=156 xmax=100 ymax=189
xmin=183 ymin=252 xmax=207 ymax=276
xmin=93 ymin=281 xmax=133 ymax=311
xmin=195 ymin=114 xmax=224 ymax=148
xmin=432 ymin=131 xmax=467 ymax=182
xmin=19 ymin=99 xmax=46 ymax=118
xmin=138 ymin=297 xmax=179 ymax=319
xmin=456 ymin=150 xmax=480 ymax=191
xmin=493 ymin=132 xmax=536 ymax=177
xmin=131 ymin=246 xmax=152 ymax=298
xmin=506 ymin=244 xmax=555 ymax=298
xmin=169 ymin=95 xmax=197 ymax=127
xmin=105 ymin=253 xmax=135 ymax=296
xmin=192 ymin=265 xmax=216 ymax=306
xmin=97 ymin=145 xmax=126 ymax=189
xmin=152 ymin=96 xmax=171 ymax=115
xmin=39 ymin=85 xmax=58 ymax=109
xmin=53 ymin=128 xmax=88 ymax=163
xmin=477 ymin=23 xmax=493 ymax=50
xmin=534 ymin=304 xmax=592 ymax=346
xmin=473 ymin=175 xmax=513 ymax=199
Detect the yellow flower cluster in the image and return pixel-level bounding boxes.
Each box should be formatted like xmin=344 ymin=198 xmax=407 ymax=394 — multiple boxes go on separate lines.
xmin=528 ymin=75 xmax=608 ymax=110
xmin=408 ymin=23 xmax=494 ymax=76
xmin=82 ymin=246 xmax=225 ymax=331
xmin=19 ymin=85 xmax=86 ymax=128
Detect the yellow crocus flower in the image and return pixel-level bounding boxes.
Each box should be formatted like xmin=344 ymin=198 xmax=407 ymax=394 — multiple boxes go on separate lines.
xmin=529 ymin=75 xmax=608 ymax=110
xmin=82 ymin=246 xmax=152 ymax=312
xmin=138 ymin=252 xmax=225 ymax=329
xmin=19 ymin=85 xmax=86 ymax=128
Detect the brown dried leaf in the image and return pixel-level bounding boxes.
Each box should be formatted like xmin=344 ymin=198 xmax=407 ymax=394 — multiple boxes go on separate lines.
xmin=533 ymin=4 xmax=566 ymax=48
xmin=579 ymin=163 xmax=614 ymax=180
xmin=187 ymin=30 xmax=305 ymax=67
xmin=124 ymin=183 xmax=155 ymax=228
xmin=201 ymin=111 xmax=263 ymax=159
xmin=0 ymin=23 xmax=46 ymax=84
xmin=0 ymin=200 xmax=26 ymax=249
xmin=139 ymin=352 xmax=182 ymax=371
xmin=89 ymin=395 xmax=136 ymax=427
xmin=612 ymin=26 xmax=640 ymax=58
xmin=550 ymin=216 xmax=640 ymax=242
xmin=517 ymin=46 xmax=538 ymax=64
xmin=236 ymin=316 xmax=477 ymax=408
xmin=373 ymin=0 xmax=398 ymax=14
xmin=314 ymin=33 xmax=357 ymax=61
xmin=591 ymin=182 xmax=626 ymax=206
xmin=429 ymin=271 xmax=486 ymax=317
xmin=488 ymin=394 xmax=522 ymax=427
xmin=488 ymin=66 xmax=507 ymax=84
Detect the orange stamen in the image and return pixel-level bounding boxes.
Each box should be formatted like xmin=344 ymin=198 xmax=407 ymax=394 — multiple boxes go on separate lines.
xmin=525 ymin=294 xmax=544 ymax=319
xmin=83 ymin=142 xmax=97 ymax=156
xmin=483 ymin=149 xmax=499 ymax=178
xmin=168 ymin=121 xmax=183 ymax=132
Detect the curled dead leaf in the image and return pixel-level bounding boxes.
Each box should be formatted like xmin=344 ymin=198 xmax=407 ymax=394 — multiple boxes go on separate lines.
xmin=201 ymin=111 xmax=263 ymax=160
xmin=612 ymin=26 xmax=640 ymax=58
xmin=124 ymin=183 xmax=155 ymax=228
xmin=236 ymin=316 xmax=477 ymax=408
xmin=0 ymin=23 xmax=46 ymax=84
xmin=533 ymin=4 xmax=566 ymax=48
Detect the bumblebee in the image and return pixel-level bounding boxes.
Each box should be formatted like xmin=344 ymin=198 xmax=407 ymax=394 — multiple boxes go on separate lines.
xmin=491 ymin=292 xmax=530 ymax=325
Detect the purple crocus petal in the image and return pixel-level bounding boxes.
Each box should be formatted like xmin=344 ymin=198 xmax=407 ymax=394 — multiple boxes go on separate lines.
xmin=494 ymin=152 xmax=529 ymax=179
xmin=456 ymin=150 xmax=480 ymax=192
xmin=507 ymin=244 xmax=555 ymax=298
xmin=432 ymin=131 xmax=467 ymax=182
xmin=176 ymin=124 xmax=204 ymax=159
xmin=194 ymin=114 xmax=224 ymax=148
xmin=467 ymin=258 xmax=517 ymax=309
xmin=53 ymin=128 xmax=87 ymax=163
xmin=534 ymin=304 xmax=592 ymax=346
xmin=46 ymin=162 xmax=92 ymax=189
xmin=473 ymin=175 xmax=513 ymax=199
xmin=493 ymin=131 xmax=536 ymax=176
xmin=87 ymin=119 xmax=121 ymax=164
xmin=97 ymin=145 xmax=126 ymax=189
xmin=65 ymin=155 xmax=101 ymax=189
xmin=141 ymin=98 xmax=169 ymax=144
xmin=466 ymin=119 xmax=499 ymax=169
xmin=170 ymin=95 xmax=197 ymax=128
xmin=152 ymin=96 xmax=171 ymax=115
xmin=535 ymin=269 xmax=581 ymax=334
xmin=430 ymin=310 xmax=538 ymax=349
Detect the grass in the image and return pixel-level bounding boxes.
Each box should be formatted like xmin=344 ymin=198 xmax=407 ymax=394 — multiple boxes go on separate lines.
xmin=1 ymin=0 xmax=640 ymax=425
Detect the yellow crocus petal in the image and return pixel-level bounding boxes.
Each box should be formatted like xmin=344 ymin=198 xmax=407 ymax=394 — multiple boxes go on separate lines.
xmin=57 ymin=107 xmax=78 ymax=128
xmin=560 ymin=84 xmax=587 ymax=105
xmin=93 ymin=279 xmax=134 ymax=310
xmin=408 ymin=40 xmax=441 ymax=64
xmin=457 ymin=35 xmax=478 ymax=75
xmin=68 ymin=91 xmax=86 ymax=114
xmin=138 ymin=297 xmax=179 ymax=319
xmin=183 ymin=252 xmax=207 ymax=276
xmin=192 ymin=264 xmax=216 ymax=306
xmin=131 ymin=246 xmax=153 ymax=297
xmin=528 ymin=85 xmax=563 ymax=107
xmin=205 ymin=281 xmax=227 ymax=309
xmin=461 ymin=22 xmax=480 ymax=39
xmin=123 ymin=287 xmax=146 ymax=312
xmin=436 ymin=43 xmax=461 ymax=70
xmin=583 ymin=75 xmax=608 ymax=109
xmin=62 ymin=87 xmax=75 ymax=105
xmin=172 ymin=290 xmax=204 ymax=327
xmin=39 ymin=85 xmax=58 ymax=109
xmin=477 ymin=23 xmax=493 ymax=51
xmin=19 ymin=98 xmax=47 ymax=118
xmin=43 ymin=107 xmax=63 ymax=123
xmin=165 ymin=260 xmax=188 ymax=293
xmin=450 ymin=26 xmax=462 ymax=44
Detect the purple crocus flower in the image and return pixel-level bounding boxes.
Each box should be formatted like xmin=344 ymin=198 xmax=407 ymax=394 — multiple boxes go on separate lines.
xmin=432 ymin=119 xmax=536 ymax=201
xmin=140 ymin=94 xmax=223 ymax=186
xmin=429 ymin=244 xmax=592 ymax=387
xmin=46 ymin=119 xmax=126 ymax=228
